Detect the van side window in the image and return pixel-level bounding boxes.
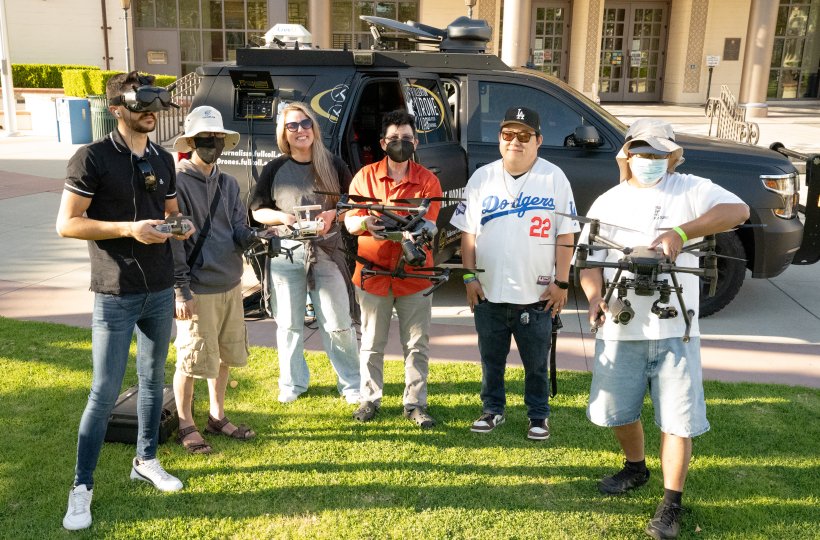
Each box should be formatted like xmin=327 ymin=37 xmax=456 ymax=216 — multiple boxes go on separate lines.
xmin=403 ymin=78 xmax=453 ymax=145
xmin=476 ymin=81 xmax=583 ymax=147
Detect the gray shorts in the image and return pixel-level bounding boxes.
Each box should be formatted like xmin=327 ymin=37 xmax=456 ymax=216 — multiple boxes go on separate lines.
xmin=587 ymin=337 xmax=710 ymax=438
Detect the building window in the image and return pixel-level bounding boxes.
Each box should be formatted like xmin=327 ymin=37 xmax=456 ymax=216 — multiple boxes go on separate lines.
xmin=134 ymin=0 xmax=267 ymax=75
xmin=769 ymin=0 xmax=820 ymax=99
xmin=329 ymin=1 xmax=418 ymax=50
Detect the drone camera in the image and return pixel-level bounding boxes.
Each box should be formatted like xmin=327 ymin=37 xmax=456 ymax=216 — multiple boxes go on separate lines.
xmin=609 ymin=297 xmax=635 ymax=325
xmin=401 ymin=238 xmax=428 ymax=267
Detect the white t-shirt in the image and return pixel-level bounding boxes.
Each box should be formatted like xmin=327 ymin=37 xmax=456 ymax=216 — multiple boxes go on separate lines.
xmin=451 ymin=158 xmax=580 ymax=304
xmin=578 ymin=172 xmax=743 ymax=340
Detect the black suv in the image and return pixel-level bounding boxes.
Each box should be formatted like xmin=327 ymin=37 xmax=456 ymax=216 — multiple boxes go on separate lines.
xmin=191 ymin=16 xmax=818 ymax=316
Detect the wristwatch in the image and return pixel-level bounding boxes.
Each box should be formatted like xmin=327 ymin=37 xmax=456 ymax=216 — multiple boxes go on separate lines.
xmin=553 ymin=279 xmax=569 ymax=290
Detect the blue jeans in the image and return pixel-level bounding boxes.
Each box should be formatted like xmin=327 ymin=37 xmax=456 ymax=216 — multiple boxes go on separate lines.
xmin=74 ymin=288 xmax=174 ymax=488
xmin=473 ymin=301 xmax=553 ymax=420
xmin=268 ymin=247 xmax=360 ymax=399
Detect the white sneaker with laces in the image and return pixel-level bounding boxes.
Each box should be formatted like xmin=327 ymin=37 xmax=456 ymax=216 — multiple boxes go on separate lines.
xmin=63 ymin=484 xmax=93 ymax=530
xmin=130 ymin=458 xmax=183 ymax=492
xmin=278 ymin=392 xmax=299 ymax=403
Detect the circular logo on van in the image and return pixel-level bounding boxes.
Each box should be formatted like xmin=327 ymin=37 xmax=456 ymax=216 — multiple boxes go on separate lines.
xmin=310 ymin=84 xmax=349 ymax=123
xmin=403 ymin=84 xmax=445 ymax=133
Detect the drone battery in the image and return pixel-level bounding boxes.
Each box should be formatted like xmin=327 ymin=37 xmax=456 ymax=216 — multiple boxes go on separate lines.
xmin=104 ymin=384 xmax=179 ymax=444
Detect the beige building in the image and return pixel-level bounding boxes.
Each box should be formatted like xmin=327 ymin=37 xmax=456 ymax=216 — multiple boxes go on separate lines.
xmin=3 ymin=0 xmax=818 ymax=114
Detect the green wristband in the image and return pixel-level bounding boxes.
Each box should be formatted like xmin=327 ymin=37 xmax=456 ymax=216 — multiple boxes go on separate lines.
xmin=360 ymin=218 xmax=369 ymax=232
xmin=673 ymin=226 xmax=688 ymax=243
xmin=462 ymin=273 xmax=476 ymax=283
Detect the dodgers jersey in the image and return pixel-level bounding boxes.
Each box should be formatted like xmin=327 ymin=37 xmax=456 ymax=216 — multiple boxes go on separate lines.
xmin=451 ymin=158 xmax=580 ymax=304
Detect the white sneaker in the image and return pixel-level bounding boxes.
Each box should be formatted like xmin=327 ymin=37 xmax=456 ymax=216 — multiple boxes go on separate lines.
xmin=130 ymin=458 xmax=183 ymax=492
xmin=63 ymin=484 xmax=92 ymax=530
xmin=343 ymin=393 xmax=361 ymax=405
xmin=278 ymin=392 xmax=299 ymax=403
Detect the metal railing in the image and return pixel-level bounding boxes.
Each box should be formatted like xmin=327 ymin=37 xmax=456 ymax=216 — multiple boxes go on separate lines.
xmin=705 ymin=85 xmax=760 ymax=145
xmin=154 ymin=71 xmax=201 ymax=146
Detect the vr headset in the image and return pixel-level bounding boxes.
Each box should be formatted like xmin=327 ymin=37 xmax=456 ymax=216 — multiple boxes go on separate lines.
xmin=109 ymin=83 xmax=178 ymax=113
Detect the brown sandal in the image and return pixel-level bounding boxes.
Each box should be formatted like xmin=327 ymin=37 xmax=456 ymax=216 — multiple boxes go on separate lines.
xmin=205 ymin=415 xmax=256 ymax=440
xmin=177 ymin=425 xmax=212 ymax=454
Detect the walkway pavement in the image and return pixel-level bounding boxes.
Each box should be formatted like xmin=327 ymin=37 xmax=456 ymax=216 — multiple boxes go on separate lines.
xmin=1 ymin=104 xmax=818 ymax=388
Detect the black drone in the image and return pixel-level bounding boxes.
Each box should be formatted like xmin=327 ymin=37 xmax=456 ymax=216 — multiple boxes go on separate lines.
xmin=318 ymin=192 xmax=482 ymax=296
xmin=244 ymin=205 xmax=333 ymax=263
xmin=562 ymin=212 xmax=746 ymax=342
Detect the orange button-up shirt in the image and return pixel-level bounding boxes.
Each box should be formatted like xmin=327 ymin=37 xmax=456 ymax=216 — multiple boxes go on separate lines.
xmin=349 ymin=157 xmax=442 ymax=297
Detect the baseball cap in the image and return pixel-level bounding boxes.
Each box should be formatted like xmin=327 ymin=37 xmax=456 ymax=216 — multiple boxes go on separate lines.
xmin=173 ymin=106 xmax=240 ymax=152
xmin=500 ymin=107 xmax=541 ymax=135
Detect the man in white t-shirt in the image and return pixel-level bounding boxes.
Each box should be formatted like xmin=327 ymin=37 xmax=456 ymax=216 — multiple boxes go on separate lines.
xmin=577 ymin=119 xmax=749 ymax=539
xmin=451 ymin=107 xmax=580 ymax=441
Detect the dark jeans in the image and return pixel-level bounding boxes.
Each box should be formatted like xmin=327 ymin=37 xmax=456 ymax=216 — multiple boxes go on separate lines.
xmin=474 ymin=300 xmax=553 ymax=420
xmin=74 ymin=288 xmax=174 ymax=488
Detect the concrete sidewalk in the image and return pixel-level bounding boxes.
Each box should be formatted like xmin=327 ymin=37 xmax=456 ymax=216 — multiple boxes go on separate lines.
xmin=1 ymin=104 xmax=819 ymax=388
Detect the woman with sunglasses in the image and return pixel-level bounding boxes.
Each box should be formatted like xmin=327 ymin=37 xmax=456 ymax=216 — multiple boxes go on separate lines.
xmin=250 ymin=103 xmax=360 ymax=405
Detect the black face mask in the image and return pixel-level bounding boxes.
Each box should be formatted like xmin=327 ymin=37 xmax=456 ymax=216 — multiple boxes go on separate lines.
xmin=192 ymin=136 xmax=225 ymax=164
xmin=385 ymin=139 xmax=415 ymax=163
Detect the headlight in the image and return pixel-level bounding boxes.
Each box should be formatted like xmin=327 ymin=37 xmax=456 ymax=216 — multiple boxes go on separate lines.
xmin=761 ymin=172 xmax=800 ymax=219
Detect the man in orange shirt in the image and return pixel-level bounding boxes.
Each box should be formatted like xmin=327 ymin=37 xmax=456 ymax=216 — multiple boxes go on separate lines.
xmin=344 ymin=110 xmax=442 ymax=429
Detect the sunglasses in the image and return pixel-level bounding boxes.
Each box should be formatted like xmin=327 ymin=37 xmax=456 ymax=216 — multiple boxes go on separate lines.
xmin=500 ymin=130 xmax=536 ymax=143
xmin=136 ymin=158 xmax=157 ymax=192
xmin=284 ymin=118 xmax=313 ymax=132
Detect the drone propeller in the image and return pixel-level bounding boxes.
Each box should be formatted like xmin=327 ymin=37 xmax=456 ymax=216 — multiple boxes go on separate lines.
xmin=391 ymin=197 xmax=466 ymax=205
xmin=413 ymin=267 xmax=485 ymax=275
xmin=555 ymin=212 xmax=643 ymax=234
xmin=314 ymin=190 xmax=382 ymax=203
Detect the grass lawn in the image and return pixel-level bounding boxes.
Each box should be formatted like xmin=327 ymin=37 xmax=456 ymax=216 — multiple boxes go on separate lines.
xmin=0 ymin=316 xmax=818 ymax=539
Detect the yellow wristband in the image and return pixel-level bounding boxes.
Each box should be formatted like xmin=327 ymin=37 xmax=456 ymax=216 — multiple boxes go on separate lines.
xmin=360 ymin=218 xmax=369 ymax=232
xmin=673 ymin=226 xmax=688 ymax=243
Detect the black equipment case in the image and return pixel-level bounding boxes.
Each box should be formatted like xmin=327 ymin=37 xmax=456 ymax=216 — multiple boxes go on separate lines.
xmin=104 ymin=384 xmax=179 ymax=444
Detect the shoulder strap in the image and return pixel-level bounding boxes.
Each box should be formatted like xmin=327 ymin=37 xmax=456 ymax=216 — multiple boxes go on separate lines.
xmin=186 ymin=178 xmax=223 ymax=269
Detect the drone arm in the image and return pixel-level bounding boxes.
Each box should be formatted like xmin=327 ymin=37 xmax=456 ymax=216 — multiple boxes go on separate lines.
xmin=589 ymin=232 xmax=627 ymax=252
xmin=669 ymin=271 xmax=695 ymax=342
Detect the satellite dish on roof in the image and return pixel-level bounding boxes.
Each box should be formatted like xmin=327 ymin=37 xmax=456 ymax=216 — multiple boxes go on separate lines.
xmin=360 ymin=15 xmax=491 ymax=53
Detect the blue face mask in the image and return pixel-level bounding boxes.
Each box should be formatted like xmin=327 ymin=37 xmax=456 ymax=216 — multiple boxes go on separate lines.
xmin=629 ymin=156 xmax=667 ymax=185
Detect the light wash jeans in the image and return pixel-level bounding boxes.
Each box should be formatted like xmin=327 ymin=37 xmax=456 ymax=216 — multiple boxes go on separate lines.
xmin=268 ymin=247 xmax=360 ymax=400
xmin=356 ymin=287 xmax=432 ymax=409
xmin=74 ymin=288 xmax=174 ymax=488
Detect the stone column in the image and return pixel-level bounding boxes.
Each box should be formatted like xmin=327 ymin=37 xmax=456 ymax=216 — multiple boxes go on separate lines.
xmin=567 ymin=0 xmax=604 ymax=101
xmin=738 ymin=0 xmax=779 ymax=117
xmin=309 ymin=0 xmax=331 ymax=49
xmin=500 ymin=0 xmax=532 ymax=68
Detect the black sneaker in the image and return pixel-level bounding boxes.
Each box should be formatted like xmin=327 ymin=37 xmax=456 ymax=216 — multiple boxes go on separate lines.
xmin=403 ymin=407 xmax=436 ymax=429
xmin=645 ymin=501 xmax=683 ymax=539
xmin=598 ymin=462 xmax=650 ymax=494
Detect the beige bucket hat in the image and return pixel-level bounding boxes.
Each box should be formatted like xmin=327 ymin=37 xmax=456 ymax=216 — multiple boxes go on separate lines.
xmin=173 ymin=106 xmax=240 ymax=152
xmin=616 ymin=118 xmax=684 ymax=181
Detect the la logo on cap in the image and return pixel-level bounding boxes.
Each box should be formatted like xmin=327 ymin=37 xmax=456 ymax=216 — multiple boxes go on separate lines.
xmin=516 ymin=108 xmax=525 ymax=120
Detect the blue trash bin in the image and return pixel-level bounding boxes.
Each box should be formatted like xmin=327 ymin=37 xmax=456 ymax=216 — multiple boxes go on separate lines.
xmin=56 ymin=97 xmax=92 ymax=144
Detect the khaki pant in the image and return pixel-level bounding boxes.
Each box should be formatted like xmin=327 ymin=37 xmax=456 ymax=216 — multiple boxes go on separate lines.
xmin=356 ymin=287 xmax=432 ymax=408
xmin=175 ymin=284 xmax=249 ymax=379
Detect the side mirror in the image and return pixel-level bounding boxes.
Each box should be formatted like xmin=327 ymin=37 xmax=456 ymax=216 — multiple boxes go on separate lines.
xmin=573 ymin=125 xmax=601 ymax=147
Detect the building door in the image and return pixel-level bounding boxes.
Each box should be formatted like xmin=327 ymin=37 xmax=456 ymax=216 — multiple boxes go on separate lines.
xmin=599 ymin=2 xmax=668 ymax=102
xmin=531 ymin=2 xmax=571 ymax=81
xmin=768 ymin=0 xmax=820 ymax=99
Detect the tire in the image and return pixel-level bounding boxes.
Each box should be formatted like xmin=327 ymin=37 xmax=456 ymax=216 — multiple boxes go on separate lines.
xmin=698 ymin=232 xmax=746 ymax=318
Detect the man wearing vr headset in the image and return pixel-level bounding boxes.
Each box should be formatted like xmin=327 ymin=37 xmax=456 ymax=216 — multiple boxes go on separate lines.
xmin=57 ymin=71 xmax=194 ymax=531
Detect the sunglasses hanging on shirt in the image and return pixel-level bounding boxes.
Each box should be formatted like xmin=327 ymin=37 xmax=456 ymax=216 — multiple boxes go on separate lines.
xmin=136 ymin=158 xmax=157 ymax=192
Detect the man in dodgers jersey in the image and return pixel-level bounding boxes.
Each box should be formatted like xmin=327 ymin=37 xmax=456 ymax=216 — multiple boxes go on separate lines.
xmin=451 ymin=106 xmax=579 ymax=441
xmin=577 ymin=118 xmax=749 ymax=539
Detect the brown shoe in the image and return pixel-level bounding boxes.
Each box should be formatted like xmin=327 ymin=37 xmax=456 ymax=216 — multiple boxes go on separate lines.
xmin=205 ymin=415 xmax=256 ymax=440
xmin=177 ymin=425 xmax=212 ymax=454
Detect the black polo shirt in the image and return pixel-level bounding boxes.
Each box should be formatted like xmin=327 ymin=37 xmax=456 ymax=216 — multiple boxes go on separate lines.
xmin=64 ymin=129 xmax=177 ymax=294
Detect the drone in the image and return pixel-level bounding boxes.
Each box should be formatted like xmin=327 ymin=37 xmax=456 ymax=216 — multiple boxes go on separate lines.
xmin=244 ymin=205 xmax=335 ymax=263
xmin=561 ymin=212 xmax=747 ymax=342
xmin=316 ymin=192 xmax=482 ymax=295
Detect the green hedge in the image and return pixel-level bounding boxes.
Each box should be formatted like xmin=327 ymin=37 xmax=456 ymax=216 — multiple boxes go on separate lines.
xmin=4 ymin=64 xmax=100 ymax=89
xmin=62 ymin=69 xmax=178 ymax=97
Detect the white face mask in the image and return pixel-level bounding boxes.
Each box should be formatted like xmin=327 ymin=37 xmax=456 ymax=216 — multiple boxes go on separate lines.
xmin=629 ymin=156 xmax=667 ymax=185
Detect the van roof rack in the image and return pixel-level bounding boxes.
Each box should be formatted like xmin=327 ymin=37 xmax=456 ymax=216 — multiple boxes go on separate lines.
xmin=360 ymin=15 xmax=491 ymax=53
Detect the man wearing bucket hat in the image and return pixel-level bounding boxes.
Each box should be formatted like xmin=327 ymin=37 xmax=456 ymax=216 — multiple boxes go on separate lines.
xmin=170 ymin=106 xmax=261 ymax=454
xmin=577 ymin=118 xmax=749 ymax=539
xmin=451 ymin=106 xmax=580 ymax=441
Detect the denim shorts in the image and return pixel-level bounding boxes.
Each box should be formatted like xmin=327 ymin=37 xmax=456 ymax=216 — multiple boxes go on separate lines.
xmin=587 ymin=337 xmax=710 ymax=438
